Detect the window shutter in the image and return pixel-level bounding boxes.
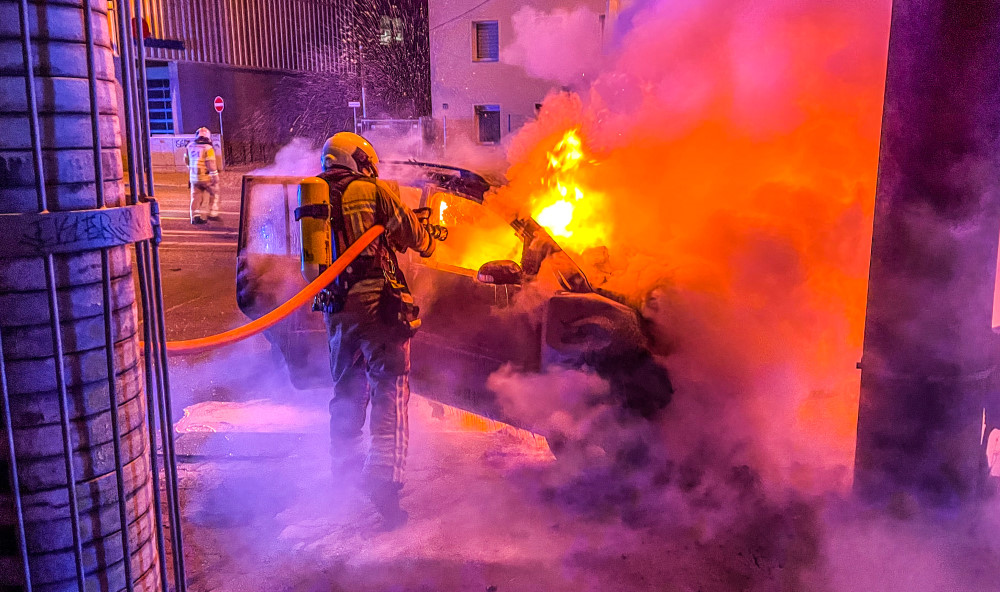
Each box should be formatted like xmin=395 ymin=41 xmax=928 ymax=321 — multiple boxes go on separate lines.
xmin=146 ymin=77 xmax=174 ymax=134
xmin=474 ymin=21 xmax=499 ymax=61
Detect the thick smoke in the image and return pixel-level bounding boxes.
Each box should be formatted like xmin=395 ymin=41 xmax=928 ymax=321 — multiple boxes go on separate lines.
xmin=501 ymin=6 xmax=605 ymax=86
xmin=248 ymin=137 xmax=320 ymax=176
xmin=476 ymin=0 xmax=1000 ymax=588
xmin=171 ymin=1 xmax=1000 ymax=588
xmin=496 ymin=0 xmax=890 ymax=491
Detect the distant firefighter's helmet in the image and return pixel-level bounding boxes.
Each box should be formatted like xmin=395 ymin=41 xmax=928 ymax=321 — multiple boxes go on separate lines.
xmin=195 ymin=127 xmax=211 ymax=140
xmin=321 ymin=132 xmax=380 ymax=177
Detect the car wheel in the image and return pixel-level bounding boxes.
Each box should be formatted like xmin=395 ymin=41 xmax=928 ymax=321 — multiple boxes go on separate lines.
xmin=542 ymin=353 xmax=672 ymax=462
xmin=597 ymin=351 xmax=673 ymax=419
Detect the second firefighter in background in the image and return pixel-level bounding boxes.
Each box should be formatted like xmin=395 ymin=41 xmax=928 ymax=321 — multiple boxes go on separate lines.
xmin=185 ymin=127 xmax=221 ymax=224
xmin=299 ymin=132 xmax=437 ymax=528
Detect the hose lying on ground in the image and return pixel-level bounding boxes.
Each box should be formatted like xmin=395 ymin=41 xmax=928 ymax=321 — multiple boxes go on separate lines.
xmin=153 ymin=225 xmax=385 ymax=353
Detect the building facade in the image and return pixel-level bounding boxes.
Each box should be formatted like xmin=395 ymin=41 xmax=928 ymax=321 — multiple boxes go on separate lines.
xmin=429 ymin=0 xmax=611 ymax=150
xmin=107 ymin=0 xmax=430 ymax=167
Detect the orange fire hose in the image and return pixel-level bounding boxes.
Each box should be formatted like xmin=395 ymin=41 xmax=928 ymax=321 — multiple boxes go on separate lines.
xmin=153 ymin=225 xmax=385 ymax=353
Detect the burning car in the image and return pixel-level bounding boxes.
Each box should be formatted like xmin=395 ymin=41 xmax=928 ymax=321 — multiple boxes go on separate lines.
xmin=235 ymin=160 xmax=672 ymax=441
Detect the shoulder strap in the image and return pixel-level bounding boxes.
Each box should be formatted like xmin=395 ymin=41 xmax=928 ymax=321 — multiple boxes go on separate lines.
xmin=318 ymin=168 xmax=363 ymax=255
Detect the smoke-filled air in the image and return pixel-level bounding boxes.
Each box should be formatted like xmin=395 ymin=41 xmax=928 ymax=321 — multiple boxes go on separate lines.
xmin=486 ymin=0 xmax=892 ymax=493
xmin=159 ymin=0 xmax=1000 ymax=591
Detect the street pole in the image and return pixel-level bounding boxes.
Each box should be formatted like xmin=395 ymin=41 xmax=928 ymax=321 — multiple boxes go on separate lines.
xmin=359 ymin=41 xmax=367 ymax=120
xmin=855 ymin=0 xmax=1000 ymax=506
xmin=218 ymin=110 xmax=224 ymax=166
xmin=214 ymin=96 xmax=225 ymax=167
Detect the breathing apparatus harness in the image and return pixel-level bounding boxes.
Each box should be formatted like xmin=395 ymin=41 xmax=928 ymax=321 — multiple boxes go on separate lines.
xmin=295 ymin=167 xmax=422 ymax=336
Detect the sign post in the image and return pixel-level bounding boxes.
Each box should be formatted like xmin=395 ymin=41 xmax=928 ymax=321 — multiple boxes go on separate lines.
xmin=214 ymin=96 xmax=225 ymax=133
xmin=214 ymin=96 xmax=225 ymax=165
xmin=348 ymin=101 xmax=361 ymax=134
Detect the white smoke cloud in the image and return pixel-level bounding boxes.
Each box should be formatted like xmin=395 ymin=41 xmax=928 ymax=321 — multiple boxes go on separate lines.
xmin=249 ymin=137 xmax=320 ymax=177
xmin=501 ymin=6 xmax=605 ymax=87
xmin=165 ymin=1 xmax=1000 ymax=589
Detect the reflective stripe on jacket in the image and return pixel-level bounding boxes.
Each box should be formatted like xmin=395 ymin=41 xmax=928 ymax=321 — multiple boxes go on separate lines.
xmin=186 ymin=142 xmax=218 ymax=182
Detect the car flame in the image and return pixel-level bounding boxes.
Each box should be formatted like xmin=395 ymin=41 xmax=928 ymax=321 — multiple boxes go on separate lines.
xmin=430 ymin=192 xmax=522 ymax=272
xmin=530 ymin=130 xmax=607 ymax=252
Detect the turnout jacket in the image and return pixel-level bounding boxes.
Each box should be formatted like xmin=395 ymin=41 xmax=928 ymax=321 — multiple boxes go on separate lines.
xmin=319 ymin=167 xmax=433 ymax=293
xmin=320 ymin=167 xmax=432 ymax=259
xmin=185 ymin=138 xmax=218 ymax=183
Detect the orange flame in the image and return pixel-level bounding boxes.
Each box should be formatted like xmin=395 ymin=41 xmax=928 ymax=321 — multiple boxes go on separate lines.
xmin=529 ymin=130 xmax=608 ymax=252
xmin=490 ymin=1 xmax=893 ymax=491
xmin=429 ymin=192 xmax=522 ymax=272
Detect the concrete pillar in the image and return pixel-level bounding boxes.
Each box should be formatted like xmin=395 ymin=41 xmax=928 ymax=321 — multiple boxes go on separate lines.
xmin=0 ymin=0 xmax=161 ymax=589
xmin=856 ymin=1 xmax=1000 ymax=505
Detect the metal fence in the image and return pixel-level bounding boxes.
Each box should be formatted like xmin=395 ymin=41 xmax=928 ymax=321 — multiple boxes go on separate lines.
xmin=1 ymin=0 xmax=185 ymax=590
xmin=358 ymin=117 xmax=432 ymax=157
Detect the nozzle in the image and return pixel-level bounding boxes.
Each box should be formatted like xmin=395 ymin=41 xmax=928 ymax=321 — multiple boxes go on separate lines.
xmin=426 ymin=224 xmax=448 ymax=241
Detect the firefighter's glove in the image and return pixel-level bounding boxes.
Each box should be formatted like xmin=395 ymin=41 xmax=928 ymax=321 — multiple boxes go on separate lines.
xmin=413 ymin=207 xmax=444 ymax=258
xmin=419 ymin=237 xmax=437 ymax=258
xmin=413 ymin=207 xmax=433 ymax=225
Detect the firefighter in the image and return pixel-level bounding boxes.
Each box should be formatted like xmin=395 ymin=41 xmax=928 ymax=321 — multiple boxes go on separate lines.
xmin=315 ymin=132 xmax=436 ymax=527
xmin=185 ymin=127 xmax=221 ymax=224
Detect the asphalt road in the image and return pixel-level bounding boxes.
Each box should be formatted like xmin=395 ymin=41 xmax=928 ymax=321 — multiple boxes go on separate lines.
xmin=154 ymin=172 xmax=241 ymax=251
xmin=148 ymin=171 xmax=246 ymax=341
xmin=144 ymin=170 xmax=282 ymax=413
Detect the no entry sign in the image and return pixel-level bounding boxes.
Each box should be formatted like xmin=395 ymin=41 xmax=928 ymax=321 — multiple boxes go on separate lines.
xmin=214 ymin=96 xmax=225 ymax=113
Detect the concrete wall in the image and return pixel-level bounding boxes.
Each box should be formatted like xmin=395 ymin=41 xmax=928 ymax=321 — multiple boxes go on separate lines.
xmin=429 ymin=0 xmax=607 ymax=147
xmin=172 ymin=62 xmax=300 ymax=164
xmin=148 ymin=133 xmax=224 ymax=173
xmin=175 ymin=62 xmax=284 ymax=135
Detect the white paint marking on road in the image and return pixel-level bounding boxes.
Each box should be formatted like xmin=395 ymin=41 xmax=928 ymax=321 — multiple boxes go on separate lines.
xmin=163 ymin=292 xmax=219 ymax=314
xmin=162 ymin=229 xmax=238 ymax=236
xmin=161 ymin=216 xmax=239 ymax=223
xmin=160 ymin=210 xmax=240 ymax=216
xmin=159 ymin=242 xmax=236 ymax=249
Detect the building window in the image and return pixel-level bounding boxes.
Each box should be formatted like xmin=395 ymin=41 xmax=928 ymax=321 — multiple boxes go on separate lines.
xmin=380 ymin=16 xmax=404 ymax=45
xmin=146 ymin=68 xmax=174 ymax=135
xmin=473 ymin=21 xmax=499 ymax=62
xmin=475 ymin=104 xmax=501 ymax=144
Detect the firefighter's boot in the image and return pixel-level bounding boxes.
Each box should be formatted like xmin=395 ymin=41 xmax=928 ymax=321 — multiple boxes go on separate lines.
xmin=368 ymin=479 xmax=407 ymax=529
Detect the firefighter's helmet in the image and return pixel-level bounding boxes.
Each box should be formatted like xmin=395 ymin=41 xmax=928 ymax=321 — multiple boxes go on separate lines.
xmin=321 ymin=132 xmax=379 ymax=177
xmin=195 ymin=127 xmax=211 ymax=141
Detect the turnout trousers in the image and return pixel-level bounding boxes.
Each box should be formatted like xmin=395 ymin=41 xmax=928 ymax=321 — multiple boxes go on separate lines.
xmin=190 ymin=178 xmax=220 ymax=221
xmin=325 ymin=279 xmax=411 ymax=485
